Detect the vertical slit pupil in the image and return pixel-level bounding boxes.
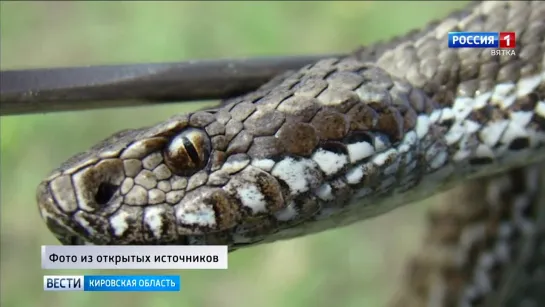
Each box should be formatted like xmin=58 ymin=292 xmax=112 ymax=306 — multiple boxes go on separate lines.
xmin=182 ymin=136 xmax=200 ymax=164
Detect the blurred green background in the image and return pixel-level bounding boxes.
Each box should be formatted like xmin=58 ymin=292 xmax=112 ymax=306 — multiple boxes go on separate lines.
xmin=1 ymin=2 xmax=467 ymax=307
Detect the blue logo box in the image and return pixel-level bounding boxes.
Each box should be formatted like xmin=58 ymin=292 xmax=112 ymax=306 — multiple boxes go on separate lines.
xmin=448 ymin=32 xmax=499 ymax=48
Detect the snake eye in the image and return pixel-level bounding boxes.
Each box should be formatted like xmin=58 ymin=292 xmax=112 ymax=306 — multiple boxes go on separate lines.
xmin=163 ymin=128 xmax=211 ymax=176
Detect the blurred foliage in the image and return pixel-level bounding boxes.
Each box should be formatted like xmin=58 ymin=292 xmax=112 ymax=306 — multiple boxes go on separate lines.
xmin=1 ymin=2 xmax=467 ymax=307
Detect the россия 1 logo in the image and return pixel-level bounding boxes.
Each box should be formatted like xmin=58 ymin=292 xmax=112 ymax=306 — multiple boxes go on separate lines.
xmin=448 ymin=31 xmax=516 ymax=56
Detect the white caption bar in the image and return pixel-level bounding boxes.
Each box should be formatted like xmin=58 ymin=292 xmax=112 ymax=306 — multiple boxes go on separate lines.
xmin=42 ymin=245 xmax=228 ymax=269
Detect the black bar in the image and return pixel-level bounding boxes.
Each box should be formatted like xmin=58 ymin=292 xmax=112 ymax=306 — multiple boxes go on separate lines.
xmin=0 ymin=54 xmax=339 ymax=116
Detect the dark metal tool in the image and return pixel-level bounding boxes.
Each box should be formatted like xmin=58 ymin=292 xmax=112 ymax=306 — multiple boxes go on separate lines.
xmin=0 ymin=54 xmax=339 ymax=116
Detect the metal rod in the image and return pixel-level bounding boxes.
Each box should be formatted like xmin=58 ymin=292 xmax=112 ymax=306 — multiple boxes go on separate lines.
xmin=0 ymin=54 xmax=340 ymax=116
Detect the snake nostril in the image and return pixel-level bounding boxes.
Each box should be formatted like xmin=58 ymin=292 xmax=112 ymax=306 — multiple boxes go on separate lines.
xmin=95 ymin=182 xmax=119 ymax=205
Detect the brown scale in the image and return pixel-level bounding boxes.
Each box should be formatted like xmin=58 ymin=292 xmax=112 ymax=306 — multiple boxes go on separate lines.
xmin=243 ymin=108 xmax=285 ymax=136
xmin=247 ymin=135 xmax=284 ymax=158
xmin=309 ymin=109 xmax=349 ymax=140
xmin=229 ymin=101 xmax=256 ymax=122
xmin=291 ymin=77 xmax=329 ymax=99
xmin=374 ymin=105 xmax=406 ymax=144
xmin=316 ymin=87 xmax=361 ymax=111
xmin=276 ymin=96 xmax=321 ymax=123
xmin=204 ymin=121 xmax=225 ymax=137
xmin=345 ymin=103 xmax=379 ymax=131
xmin=225 ymin=130 xmax=253 ymax=155
xmin=189 ymin=111 xmax=216 ymax=127
xmin=275 ymin=122 xmax=318 ymax=157
xmin=325 ymin=70 xmax=366 ymax=91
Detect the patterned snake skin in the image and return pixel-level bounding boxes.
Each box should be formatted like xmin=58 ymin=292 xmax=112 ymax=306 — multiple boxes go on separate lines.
xmin=36 ymin=1 xmax=544 ymax=306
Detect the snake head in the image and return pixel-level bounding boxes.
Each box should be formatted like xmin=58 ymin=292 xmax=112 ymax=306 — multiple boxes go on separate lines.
xmin=36 ymin=112 xmax=267 ymax=245
xmin=36 ymin=102 xmax=305 ymax=246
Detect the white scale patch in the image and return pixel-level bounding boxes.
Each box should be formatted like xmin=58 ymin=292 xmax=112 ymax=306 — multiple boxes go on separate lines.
xmin=491 ymin=82 xmax=516 ymax=109
xmin=311 ymin=148 xmax=348 ymax=176
xmin=452 ymin=146 xmax=471 ymax=162
xmin=416 ymin=114 xmax=431 ymax=138
xmin=399 ymin=131 xmax=417 ymax=153
xmin=347 ymin=141 xmax=374 ymax=163
xmin=275 ymin=202 xmax=298 ymax=221
xmin=444 ymin=123 xmax=466 ymax=145
xmin=473 ymin=92 xmax=492 ymax=109
xmin=144 ymin=206 xmax=165 ymax=238
xmin=251 ymin=158 xmax=276 ymax=171
xmin=439 ymin=107 xmax=455 ymax=122
xmin=371 ymin=148 xmax=397 ymax=166
xmin=175 ymin=203 xmax=216 ymax=227
xmin=501 ymin=121 xmax=529 ymax=146
xmin=516 ymin=73 xmax=542 ymax=96
xmin=345 ymin=165 xmax=364 ymax=185
xmin=474 ymin=144 xmax=495 ymax=160
xmin=271 ymin=157 xmax=317 ymax=195
xmin=510 ymin=111 xmax=533 ymax=127
xmin=452 ymin=97 xmax=475 ymax=121
xmin=314 ymin=183 xmax=334 ymax=201
xmin=429 ymin=109 xmax=442 ymax=123
xmin=236 ymin=184 xmax=267 ymax=214
xmin=535 ymin=101 xmax=545 ymax=118
xmin=221 ymin=156 xmax=250 ymax=174
xmin=465 ymin=120 xmax=481 ymax=134
xmin=110 ymin=210 xmax=132 ymax=236
xmin=479 ymin=120 xmax=509 ymax=147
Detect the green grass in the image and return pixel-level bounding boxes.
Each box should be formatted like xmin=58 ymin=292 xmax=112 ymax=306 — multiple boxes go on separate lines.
xmin=1 ymin=2 xmax=467 ymax=307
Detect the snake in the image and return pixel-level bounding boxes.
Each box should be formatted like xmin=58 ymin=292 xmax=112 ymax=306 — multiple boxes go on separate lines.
xmin=36 ymin=1 xmax=544 ymax=306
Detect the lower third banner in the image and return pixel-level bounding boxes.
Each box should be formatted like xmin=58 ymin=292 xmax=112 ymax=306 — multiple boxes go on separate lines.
xmin=43 ymin=275 xmax=180 ymax=292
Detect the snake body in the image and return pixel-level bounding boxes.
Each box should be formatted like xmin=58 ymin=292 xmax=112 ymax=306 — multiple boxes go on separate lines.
xmin=37 ymin=1 xmax=545 ymax=306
